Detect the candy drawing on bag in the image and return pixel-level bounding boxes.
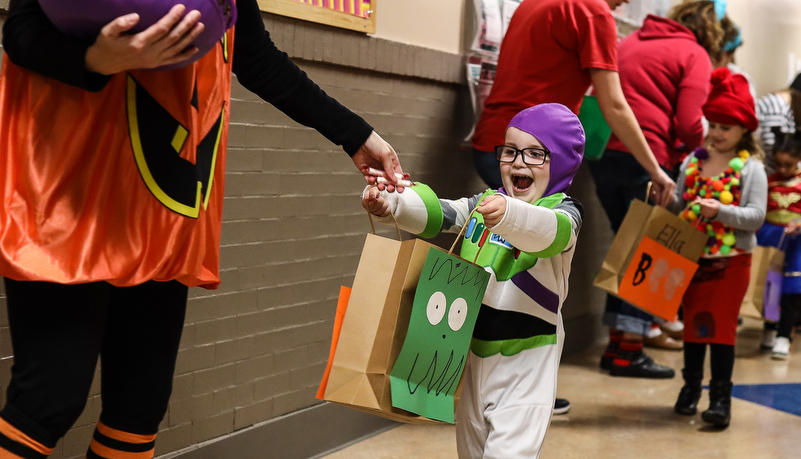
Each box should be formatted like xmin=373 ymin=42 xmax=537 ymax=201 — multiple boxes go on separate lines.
xmin=389 ymin=248 xmax=490 ymax=423
xmin=618 ymin=236 xmax=699 ymax=321
xmin=664 ymin=268 xmax=687 ymax=301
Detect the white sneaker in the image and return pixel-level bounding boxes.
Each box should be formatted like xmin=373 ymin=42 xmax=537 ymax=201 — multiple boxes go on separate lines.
xmin=772 ymin=337 xmax=791 ymax=360
xmin=761 ymin=329 xmax=778 ymax=350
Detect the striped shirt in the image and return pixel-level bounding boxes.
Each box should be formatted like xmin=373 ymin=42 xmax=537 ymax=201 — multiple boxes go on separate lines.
xmin=756 ymin=93 xmax=796 ymax=152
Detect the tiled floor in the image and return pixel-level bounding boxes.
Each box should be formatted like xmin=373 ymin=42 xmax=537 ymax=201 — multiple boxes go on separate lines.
xmin=322 ymin=317 xmax=801 ymax=458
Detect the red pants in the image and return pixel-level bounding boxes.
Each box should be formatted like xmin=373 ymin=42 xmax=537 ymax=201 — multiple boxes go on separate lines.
xmin=682 ymin=254 xmax=751 ymax=346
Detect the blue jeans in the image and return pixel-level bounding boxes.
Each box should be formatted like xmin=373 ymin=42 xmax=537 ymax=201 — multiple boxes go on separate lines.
xmin=589 ymin=150 xmax=675 ymax=336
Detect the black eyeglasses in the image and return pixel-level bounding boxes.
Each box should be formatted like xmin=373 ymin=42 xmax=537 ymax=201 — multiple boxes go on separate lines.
xmin=494 ymin=145 xmax=550 ymax=166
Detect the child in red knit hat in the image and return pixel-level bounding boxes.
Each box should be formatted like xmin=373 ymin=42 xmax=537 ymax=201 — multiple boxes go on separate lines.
xmin=668 ymin=67 xmax=768 ymax=428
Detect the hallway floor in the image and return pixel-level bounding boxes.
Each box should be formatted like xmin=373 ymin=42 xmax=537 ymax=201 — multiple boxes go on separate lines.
xmin=322 ymin=317 xmax=801 ymax=458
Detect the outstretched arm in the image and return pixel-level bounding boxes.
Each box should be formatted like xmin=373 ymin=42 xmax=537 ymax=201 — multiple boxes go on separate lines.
xmin=232 ymin=0 xmax=403 ymax=189
xmin=591 ymin=68 xmax=676 ymax=207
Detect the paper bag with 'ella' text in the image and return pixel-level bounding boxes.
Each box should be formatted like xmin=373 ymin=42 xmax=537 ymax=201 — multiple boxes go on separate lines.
xmin=594 ymin=199 xmax=707 ymax=321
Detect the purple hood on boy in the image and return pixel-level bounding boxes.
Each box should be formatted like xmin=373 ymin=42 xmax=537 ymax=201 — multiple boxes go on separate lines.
xmin=507 ymin=103 xmax=585 ymax=196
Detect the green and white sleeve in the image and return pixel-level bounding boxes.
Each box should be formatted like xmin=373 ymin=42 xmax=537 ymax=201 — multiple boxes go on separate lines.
xmin=490 ymin=194 xmax=580 ymax=257
xmin=367 ymin=184 xmax=445 ymax=238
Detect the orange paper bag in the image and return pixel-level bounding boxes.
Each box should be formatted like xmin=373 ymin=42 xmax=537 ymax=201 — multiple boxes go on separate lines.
xmin=316 ymin=286 xmax=351 ymax=400
xmin=594 ymin=198 xmax=707 ymax=321
xmin=617 ymin=236 xmax=700 ymax=321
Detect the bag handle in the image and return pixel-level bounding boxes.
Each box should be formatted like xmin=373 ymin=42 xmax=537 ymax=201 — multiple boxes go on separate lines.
xmin=449 ymin=207 xmax=486 ymax=263
xmin=367 ymin=211 xmax=403 ymax=241
xmin=778 ymin=231 xmax=788 ymax=251
xmin=644 ymin=181 xmax=653 ymax=205
xmin=369 ymin=204 xmax=486 ymax=263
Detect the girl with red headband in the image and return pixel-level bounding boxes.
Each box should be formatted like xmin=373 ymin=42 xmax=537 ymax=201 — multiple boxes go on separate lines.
xmin=669 ymin=67 xmax=768 ymax=428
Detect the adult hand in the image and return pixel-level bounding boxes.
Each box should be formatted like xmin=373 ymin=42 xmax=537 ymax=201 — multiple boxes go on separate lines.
xmin=651 ymin=169 xmax=676 ymax=207
xmin=85 ymin=5 xmax=205 ymax=75
xmin=352 ymin=131 xmax=405 ymax=193
xmin=362 ymin=186 xmax=391 ymax=218
xmin=476 ymin=194 xmax=506 ymax=228
xmin=694 ymin=198 xmax=720 ymax=219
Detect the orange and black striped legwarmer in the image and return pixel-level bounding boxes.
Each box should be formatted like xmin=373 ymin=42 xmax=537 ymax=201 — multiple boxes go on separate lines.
xmin=0 ymin=416 xmax=54 ymax=459
xmin=86 ymin=423 xmax=156 ymax=459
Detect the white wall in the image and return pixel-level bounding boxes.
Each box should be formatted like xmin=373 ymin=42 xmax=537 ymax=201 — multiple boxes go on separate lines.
xmin=373 ymin=0 xmax=466 ymax=55
xmin=726 ymin=0 xmax=801 ymax=96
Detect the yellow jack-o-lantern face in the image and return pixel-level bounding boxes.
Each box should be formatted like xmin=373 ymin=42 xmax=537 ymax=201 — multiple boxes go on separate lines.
xmin=127 ymin=74 xmax=225 ymax=218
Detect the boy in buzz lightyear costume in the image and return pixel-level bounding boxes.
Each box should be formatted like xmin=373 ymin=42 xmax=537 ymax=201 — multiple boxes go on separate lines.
xmin=363 ymin=103 xmax=584 ymax=458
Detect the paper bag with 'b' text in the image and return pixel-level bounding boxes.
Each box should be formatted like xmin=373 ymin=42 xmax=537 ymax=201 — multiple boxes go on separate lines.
xmin=593 ymin=199 xmax=707 ymax=321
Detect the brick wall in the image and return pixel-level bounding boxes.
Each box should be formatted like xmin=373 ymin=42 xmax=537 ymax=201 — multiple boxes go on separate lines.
xmin=0 ymin=8 xmax=613 ymax=459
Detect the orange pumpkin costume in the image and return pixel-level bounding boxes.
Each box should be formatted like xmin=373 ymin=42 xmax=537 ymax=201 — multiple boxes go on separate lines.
xmin=0 ymin=31 xmax=234 ymax=289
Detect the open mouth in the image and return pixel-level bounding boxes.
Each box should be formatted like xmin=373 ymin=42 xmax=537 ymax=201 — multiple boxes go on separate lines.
xmin=405 ymin=350 xmax=464 ymax=397
xmin=512 ymin=174 xmax=534 ymax=193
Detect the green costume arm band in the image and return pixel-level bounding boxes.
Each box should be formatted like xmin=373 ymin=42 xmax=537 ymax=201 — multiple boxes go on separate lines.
xmin=412 ymin=183 xmax=444 ymax=239
xmin=527 ymin=211 xmax=573 ymax=258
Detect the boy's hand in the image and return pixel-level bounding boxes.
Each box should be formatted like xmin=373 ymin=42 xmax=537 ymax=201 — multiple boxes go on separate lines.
xmin=693 ymin=197 xmax=720 ymax=219
xmin=477 ymin=195 xmax=506 ymax=228
xmin=362 ymin=186 xmax=391 ymax=217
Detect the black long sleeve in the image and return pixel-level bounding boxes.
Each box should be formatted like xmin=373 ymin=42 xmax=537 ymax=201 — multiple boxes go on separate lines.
xmin=231 ymin=0 xmax=373 ymax=155
xmin=3 ymin=0 xmax=373 ymax=155
xmin=3 ymin=0 xmax=113 ymax=90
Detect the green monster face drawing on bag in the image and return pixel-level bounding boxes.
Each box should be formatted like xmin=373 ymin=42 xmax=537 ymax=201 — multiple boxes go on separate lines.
xmin=389 ymin=247 xmax=490 ymax=423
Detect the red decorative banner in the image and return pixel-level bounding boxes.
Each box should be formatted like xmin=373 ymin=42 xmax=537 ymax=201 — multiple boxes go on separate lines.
xmin=292 ymin=0 xmax=372 ymax=18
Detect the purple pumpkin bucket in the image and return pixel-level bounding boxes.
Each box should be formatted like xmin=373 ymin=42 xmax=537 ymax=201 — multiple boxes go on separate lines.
xmin=38 ymin=0 xmax=237 ymax=71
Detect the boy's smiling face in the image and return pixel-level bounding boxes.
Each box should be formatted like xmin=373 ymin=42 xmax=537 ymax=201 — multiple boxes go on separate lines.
xmin=500 ymin=127 xmax=551 ymax=203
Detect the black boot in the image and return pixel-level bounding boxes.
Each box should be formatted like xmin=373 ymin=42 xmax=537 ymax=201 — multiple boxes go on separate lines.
xmin=701 ymin=379 xmax=733 ymax=428
xmin=674 ymin=369 xmax=703 ymax=415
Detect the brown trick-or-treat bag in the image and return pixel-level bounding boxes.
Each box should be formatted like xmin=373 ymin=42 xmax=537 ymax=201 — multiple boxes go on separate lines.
xmin=322 ymin=210 xmax=494 ymax=424
xmin=593 ymin=191 xmax=707 ymax=321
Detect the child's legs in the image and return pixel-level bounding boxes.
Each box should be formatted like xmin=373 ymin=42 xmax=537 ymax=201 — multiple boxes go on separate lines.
xmin=456 ymin=353 xmax=487 ymax=459
xmin=456 ymin=344 xmax=559 ymax=459
xmin=89 ymin=281 xmax=188 ymax=458
xmin=1 ymin=278 xmax=112 ymax=456
xmin=683 ymin=342 xmax=707 ymax=374
xmin=778 ymin=294 xmax=801 ymax=339
xmin=779 ymin=238 xmax=801 ymax=338
xmin=709 ymin=344 xmax=735 ymax=382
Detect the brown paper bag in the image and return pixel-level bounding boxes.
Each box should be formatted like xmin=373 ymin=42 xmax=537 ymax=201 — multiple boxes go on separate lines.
xmin=593 ymin=199 xmax=707 ymax=320
xmin=322 ymin=232 xmax=444 ymax=424
xmin=741 ymin=245 xmax=785 ymax=320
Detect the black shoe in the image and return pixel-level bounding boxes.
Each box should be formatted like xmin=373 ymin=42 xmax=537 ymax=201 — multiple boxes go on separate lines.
xmin=609 ymin=354 xmax=675 ymax=379
xmin=600 ymin=355 xmax=613 ymax=370
xmin=553 ymin=398 xmax=571 ymax=415
xmin=701 ymin=380 xmax=732 ymax=428
xmin=674 ymin=369 xmax=703 ymax=415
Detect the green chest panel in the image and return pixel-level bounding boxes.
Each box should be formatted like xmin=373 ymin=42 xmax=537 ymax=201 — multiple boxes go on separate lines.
xmin=459 ymin=191 xmax=540 ymax=281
